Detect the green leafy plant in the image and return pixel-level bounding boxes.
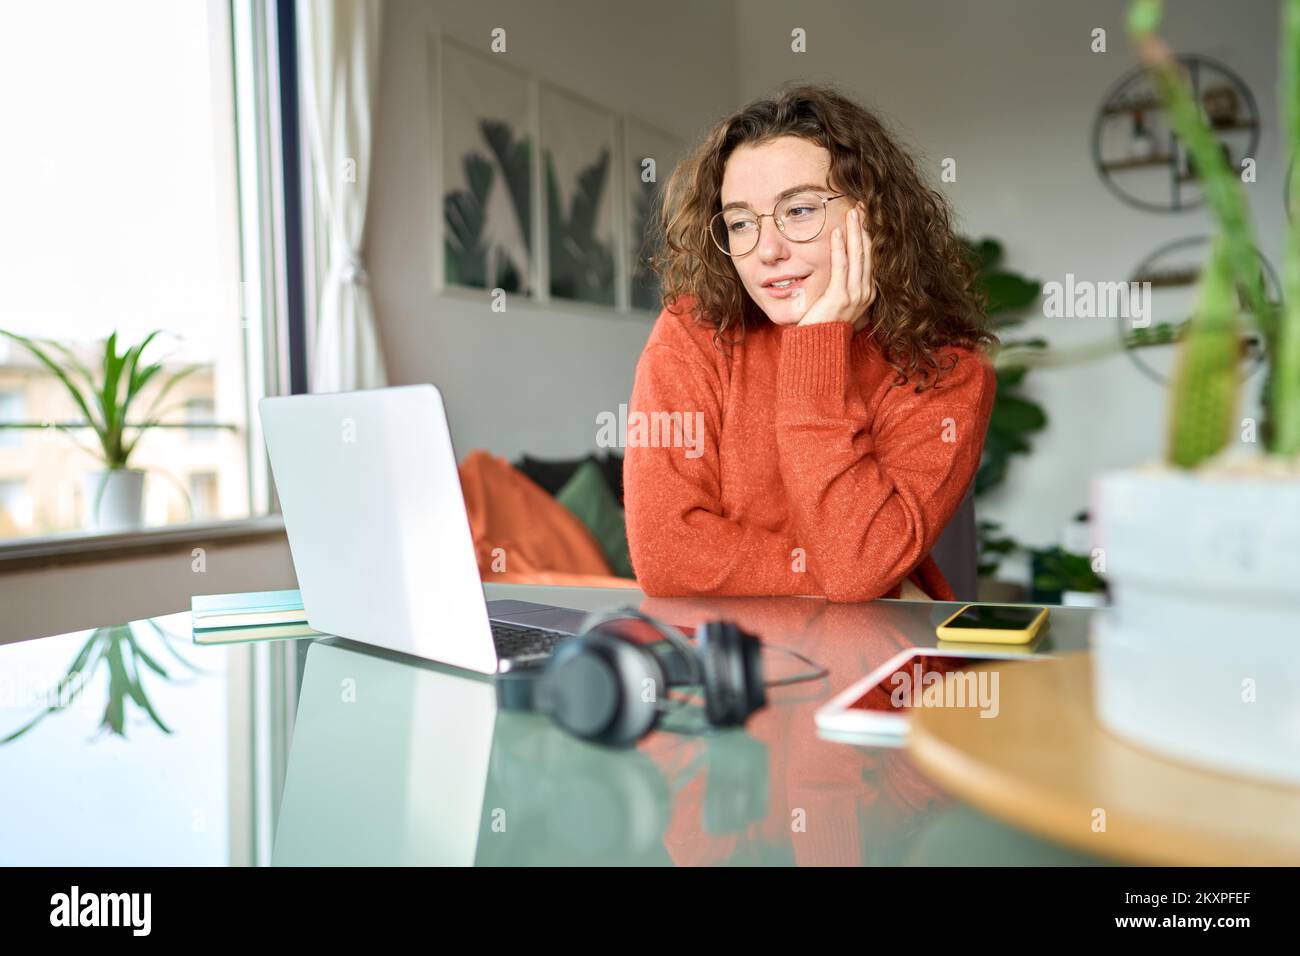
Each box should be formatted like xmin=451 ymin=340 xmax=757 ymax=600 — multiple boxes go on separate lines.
xmin=1031 ymin=546 xmax=1107 ymax=598
xmin=0 ymin=329 xmax=203 ymax=470
xmin=976 ymin=518 xmax=1020 ymax=578
xmin=966 ymin=237 xmax=1186 ymax=579
xmin=964 ymin=238 xmax=1047 ymax=498
xmin=0 ymin=329 xmax=206 ymax=525
xmin=979 ymin=522 xmax=1110 ymax=597
xmin=960 ymin=238 xmax=1047 ymax=578
xmin=1128 ymin=0 xmax=1300 ymax=466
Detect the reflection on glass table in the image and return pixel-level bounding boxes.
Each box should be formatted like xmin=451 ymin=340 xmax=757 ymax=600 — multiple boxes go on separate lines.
xmin=0 ymin=613 xmax=236 ymax=865
xmin=3 ymin=618 xmax=213 ymax=743
xmin=1 ymin=587 xmax=1106 ymax=866
xmin=273 ymin=633 xmax=1102 ymax=867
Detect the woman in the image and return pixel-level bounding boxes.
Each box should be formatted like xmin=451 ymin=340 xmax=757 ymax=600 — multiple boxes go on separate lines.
xmin=624 ymin=84 xmax=998 ymax=602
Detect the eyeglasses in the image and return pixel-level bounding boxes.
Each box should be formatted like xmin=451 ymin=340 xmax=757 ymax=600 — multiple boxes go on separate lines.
xmin=709 ymin=191 xmax=847 ymax=257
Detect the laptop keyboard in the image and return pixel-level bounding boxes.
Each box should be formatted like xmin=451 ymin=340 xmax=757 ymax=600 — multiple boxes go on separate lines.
xmin=490 ymin=620 xmax=569 ymax=662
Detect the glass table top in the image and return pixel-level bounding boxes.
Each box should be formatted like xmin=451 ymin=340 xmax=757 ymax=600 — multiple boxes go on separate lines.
xmin=0 ymin=613 xmax=234 ymax=865
xmin=0 ymin=584 xmax=1105 ymax=866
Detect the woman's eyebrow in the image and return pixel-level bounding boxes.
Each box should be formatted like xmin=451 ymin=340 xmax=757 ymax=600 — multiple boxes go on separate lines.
xmin=720 ymin=182 xmax=830 ymax=212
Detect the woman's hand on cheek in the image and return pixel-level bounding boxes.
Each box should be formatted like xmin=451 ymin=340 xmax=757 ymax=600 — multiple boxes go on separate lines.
xmin=794 ymin=201 xmax=876 ymax=330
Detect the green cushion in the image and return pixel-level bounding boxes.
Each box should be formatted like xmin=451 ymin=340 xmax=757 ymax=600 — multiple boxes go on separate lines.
xmin=555 ymin=459 xmax=634 ymax=578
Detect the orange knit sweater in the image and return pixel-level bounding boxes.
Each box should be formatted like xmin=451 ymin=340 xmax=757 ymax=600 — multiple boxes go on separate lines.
xmin=623 ymin=301 xmax=996 ymax=602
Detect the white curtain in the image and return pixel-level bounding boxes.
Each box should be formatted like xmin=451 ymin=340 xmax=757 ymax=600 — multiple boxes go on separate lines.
xmin=298 ymin=0 xmax=388 ymax=393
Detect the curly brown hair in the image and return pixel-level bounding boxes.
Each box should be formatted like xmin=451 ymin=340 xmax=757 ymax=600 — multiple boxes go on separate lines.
xmin=650 ymin=83 xmax=998 ymax=390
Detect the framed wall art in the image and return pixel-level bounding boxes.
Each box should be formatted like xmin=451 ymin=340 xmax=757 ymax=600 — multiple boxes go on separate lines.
xmin=439 ymin=38 xmax=535 ymax=295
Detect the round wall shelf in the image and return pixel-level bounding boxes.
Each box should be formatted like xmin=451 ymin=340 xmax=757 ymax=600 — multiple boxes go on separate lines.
xmin=1093 ymin=55 xmax=1259 ymax=212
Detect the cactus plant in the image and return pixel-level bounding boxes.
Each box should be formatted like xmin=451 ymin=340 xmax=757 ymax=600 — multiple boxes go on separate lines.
xmin=1277 ymin=0 xmax=1300 ymax=455
xmin=1128 ymin=0 xmax=1300 ymax=466
xmin=1165 ymin=237 xmax=1241 ymax=466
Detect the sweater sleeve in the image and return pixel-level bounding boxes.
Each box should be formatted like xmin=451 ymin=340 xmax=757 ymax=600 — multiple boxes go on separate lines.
xmin=624 ymin=341 xmax=822 ymax=598
xmin=773 ymin=322 xmax=995 ymax=602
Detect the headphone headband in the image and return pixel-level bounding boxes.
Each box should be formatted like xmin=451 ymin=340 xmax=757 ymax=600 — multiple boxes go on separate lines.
xmin=576 ymin=605 xmax=705 ymax=687
xmin=496 ymin=605 xmax=827 ymax=747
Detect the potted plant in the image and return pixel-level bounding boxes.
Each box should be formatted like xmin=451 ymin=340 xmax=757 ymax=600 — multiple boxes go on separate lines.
xmin=0 ymin=329 xmax=202 ymax=532
xmin=1031 ymin=547 xmax=1108 ymax=607
xmin=1089 ymin=0 xmax=1300 ymax=786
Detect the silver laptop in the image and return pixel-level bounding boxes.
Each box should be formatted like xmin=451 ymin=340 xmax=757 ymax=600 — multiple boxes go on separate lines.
xmin=258 ymin=384 xmax=589 ymax=674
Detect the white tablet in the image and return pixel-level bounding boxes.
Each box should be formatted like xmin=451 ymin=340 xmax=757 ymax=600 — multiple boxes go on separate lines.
xmin=815 ymin=647 xmax=1050 ymax=743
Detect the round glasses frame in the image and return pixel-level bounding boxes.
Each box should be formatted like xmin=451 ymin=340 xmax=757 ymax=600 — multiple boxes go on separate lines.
xmin=709 ymin=192 xmax=847 ymax=257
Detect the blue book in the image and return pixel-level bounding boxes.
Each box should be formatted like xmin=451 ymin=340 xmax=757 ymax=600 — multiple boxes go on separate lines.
xmin=191 ymin=589 xmax=308 ymax=630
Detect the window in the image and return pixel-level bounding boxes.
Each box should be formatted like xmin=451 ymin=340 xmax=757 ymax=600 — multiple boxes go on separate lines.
xmin=186 ymin=398 xmax=219 ymax=443
xmin=0 ymin=0 xmax=272 ymax=541
xmin=189 ymin=471 xmax=220 ymax=522
xmin=0 ymin=390 xmax=24 ymax=448
xmin=0 ymin=479 xmax=33 ymax=537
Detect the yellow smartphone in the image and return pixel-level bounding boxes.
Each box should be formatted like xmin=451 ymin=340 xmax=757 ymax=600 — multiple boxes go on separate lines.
xmin=934 ymin=603 xmax=1049 ymax=645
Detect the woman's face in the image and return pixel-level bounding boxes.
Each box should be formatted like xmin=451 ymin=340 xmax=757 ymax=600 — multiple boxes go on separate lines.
xmin=717 ymin=135 xmax=857 ymax=326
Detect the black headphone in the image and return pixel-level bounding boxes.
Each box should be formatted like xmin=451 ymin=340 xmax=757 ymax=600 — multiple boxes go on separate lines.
xmin=495 ymin=606 xmax=826 ymax=747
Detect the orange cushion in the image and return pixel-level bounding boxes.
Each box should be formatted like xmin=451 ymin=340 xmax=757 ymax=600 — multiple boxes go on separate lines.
xmin=459 ymin=449 xmax=620 ymax=580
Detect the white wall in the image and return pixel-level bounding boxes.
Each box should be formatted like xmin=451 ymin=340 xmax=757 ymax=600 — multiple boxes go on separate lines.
xmin=368 ymin=0 xmax=743 ymax=459
xmin=371 ymin=0 xmax=1283 ymax=552
xmin=733 ymin=0 xmax=1283 ymax=549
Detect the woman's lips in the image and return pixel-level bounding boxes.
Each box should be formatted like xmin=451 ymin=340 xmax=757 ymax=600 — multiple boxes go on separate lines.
xmin=763 ymin=275 xmax=809 ymax=299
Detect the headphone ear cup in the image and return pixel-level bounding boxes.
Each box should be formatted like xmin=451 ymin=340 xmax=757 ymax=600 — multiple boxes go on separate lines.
xmin=697 ymin=622 xmax=728 ymax=725
xmin=546 ymin=631 xmax=666 ymax=747
xmin=697 ymin=621 xmax=764 ymax=726
xmin=543 ymin=637 xmax=622 ymax=741
xmin=740 ymin=628 xmax=767 ymax=715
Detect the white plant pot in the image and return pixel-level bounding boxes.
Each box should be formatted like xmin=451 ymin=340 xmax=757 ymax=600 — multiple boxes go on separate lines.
xmin=83 ymin=468 xmax=146 ymax=532
xmin=1061 ymin=589 xmax=1108 ymax=608
xmin=1090 ymin=465 xmax=1300 ymax=787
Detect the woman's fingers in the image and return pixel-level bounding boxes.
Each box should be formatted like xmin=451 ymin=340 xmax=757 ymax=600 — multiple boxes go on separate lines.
xmin=800 ymin=225 xmax=846 ymax=326
xmin=798 ymin=209 xmax=871 ymax=326
xmin=863 ymin=232 xmax=875 ymax=309
xmin=846 ymin=207 xmax=863 ymax=307
xmin=829 ymin=224 xmax=846 ymax=306
xmin=859 ymin=205 xmax=875 ymax=309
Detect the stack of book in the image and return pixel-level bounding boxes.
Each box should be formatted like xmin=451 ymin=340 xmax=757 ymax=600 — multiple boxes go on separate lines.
xmin=191 ymin=589 xmax=327 ymax=645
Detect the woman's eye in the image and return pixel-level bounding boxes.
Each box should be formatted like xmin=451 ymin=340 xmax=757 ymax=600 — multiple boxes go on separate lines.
xmin=785 ymin=205 xmax=815 ymax=218
xmin=729 ymin=220 xmax=756 ymax=233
